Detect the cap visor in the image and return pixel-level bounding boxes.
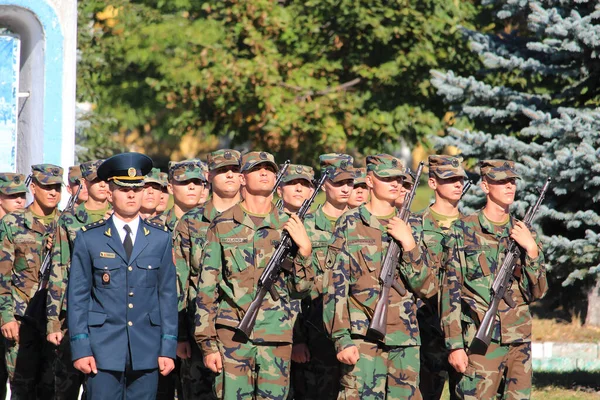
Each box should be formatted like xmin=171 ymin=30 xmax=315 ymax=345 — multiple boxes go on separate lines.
xmin=330 ymin=171 xmax=355 ymax=183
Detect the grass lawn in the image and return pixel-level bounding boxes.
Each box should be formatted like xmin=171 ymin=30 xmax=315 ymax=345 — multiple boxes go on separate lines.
xmin=532 ymin=317 xmax=600 ymax=342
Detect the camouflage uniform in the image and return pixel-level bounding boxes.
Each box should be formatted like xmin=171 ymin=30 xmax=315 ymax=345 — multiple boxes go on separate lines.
xmin=0 ymin=164 xmax=63 ymax=399
xmin=47 ymin=160 xmax=105 ymax=400
xmin=414 ymin=156 xmax=467 ymax=400
xmin=290 ymin=156 xmax=353 ymax=400
xmin=441 ymin=160 xmax=548 ymax=400
xmin=67 ymin=166 xmax=81 ymax=187
xmin=323 ymin=155 xmax=436 ymax=400
xmin=174 ymin=151 xmax=240 ymax=400
xmin=195 ymin=151 xmax=314 ymax=400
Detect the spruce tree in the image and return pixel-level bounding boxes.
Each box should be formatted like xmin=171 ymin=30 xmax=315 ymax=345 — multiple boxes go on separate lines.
xmin=431 ymin=1 xmax=600 ymax=325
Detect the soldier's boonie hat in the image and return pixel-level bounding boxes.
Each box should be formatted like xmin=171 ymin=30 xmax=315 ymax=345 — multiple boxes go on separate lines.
xmin=31 ymin=164 xmax=64 ymax=185
xmin=158 ymin=172 xmax=168 ymax=188
xmin=281 ymin=164 xmax=315 ymax=184
xmin=366 ymin=154 xmax=406 ymax=178
xmin=68 ymin=166 xmax=82 ymax=185
xmin=0 ymin=173 xmax=27 ymax=195
xmin=241 ymin=151 xmax=279 ymax=173
xmin=428 ymin=155 xmax=467 ymax=179
xmin=80 ymin=159 xmax=105 ymax=182
xmin=352 ymin=167 xmax=367 ymax=185
xmin=168 ymin=160 xmax=207 ymax=183
xmin=319 ymin=153 xmax=354 ymax=183
xmin=479 ymin=159 xmax=520 ymax=181
xmin=208 ymin=149 xmax=241 ymax=171
xmin=144 ymin=168 xmax=163 ymax=186
xmin=97 ymin=152 xmax=153 ymax=187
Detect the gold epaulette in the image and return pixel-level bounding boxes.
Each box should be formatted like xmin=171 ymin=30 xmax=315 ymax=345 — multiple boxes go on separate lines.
xmin=81 ymin=219 xmax=106 ymax=232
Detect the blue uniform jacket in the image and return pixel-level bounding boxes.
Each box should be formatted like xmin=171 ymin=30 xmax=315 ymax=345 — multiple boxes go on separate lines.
xmin=67 ymin=216 xmax=178 ymax=371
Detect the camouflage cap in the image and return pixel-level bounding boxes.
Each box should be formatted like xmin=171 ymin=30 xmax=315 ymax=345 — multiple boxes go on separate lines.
xmin=403 ymin=168 xmax=415 ymax=185
xmin=208 ymin=149 xmax=241 ymax=171
xmin=80 ymin=159 xmax=105 ymax=182
xmin=241 ymin=151 xmax=278 ymax=173
xmin=281 ymin=164 xmax=314 ymax=184
xmin=352 ymin=167 xmax=367 ymax=185
xmin=168 ymin=160 xmax=207 ymax=183
xmin=68 ymin=166 xmax=82 ymax=185
xmin=479 ymin=159 xmax=520 ymax=181
xmin=319 ymin=153 xmax=354 ymax=183
xmin=145 ymin=167 xmax=163 ymax=185
xmin=366 ymin=154 xmax=406 ymax=178
xmin=0 ymin=173 xmax=27 ymax=195
xmin=158 ymin=172 xmax=168 ymax=188
xmin=31 ymin=164 xmax=64 ymax=185
xmin=428 ymin=155 xmax=467 ymax=179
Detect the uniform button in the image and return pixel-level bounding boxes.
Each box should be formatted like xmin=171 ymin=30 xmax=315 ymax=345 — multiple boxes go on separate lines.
xmin=128 ymin=266 xmax=133 ymax=271
xmin=148 ymin=265 xmax=152 ymax=269
xmin=128 ymin=303 xmax=133 ymax=309
xmin=129 ymin=292 xmax=134 ymax=297
xmin=128 ymin=321 xmax=133 ymax=326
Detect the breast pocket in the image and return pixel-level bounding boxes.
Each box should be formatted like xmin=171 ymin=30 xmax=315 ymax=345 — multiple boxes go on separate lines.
xmin=463 ymin=246 xmax=492 ymax=281
xmin=136 ymin=258 xmax=160 ymax=287
xmin=222 ymin=245 xmax=251 ymax=277
xmin=92 ymin=258 xmax=123 ymax=289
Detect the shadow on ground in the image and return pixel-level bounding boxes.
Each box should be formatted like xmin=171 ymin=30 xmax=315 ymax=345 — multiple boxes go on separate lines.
xmin=534 ymin=371 xmax=600 ymax=391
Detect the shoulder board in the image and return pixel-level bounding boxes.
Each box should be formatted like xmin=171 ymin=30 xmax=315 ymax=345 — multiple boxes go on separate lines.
xmin=81 ymin=219 xmax=106 ymax=232
xmin=144 ymin=219 xmax=169 ymax=232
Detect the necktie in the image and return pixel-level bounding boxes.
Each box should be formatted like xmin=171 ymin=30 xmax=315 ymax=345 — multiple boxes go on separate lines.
xmin=123 ymin=224 xmax=133 ymax=260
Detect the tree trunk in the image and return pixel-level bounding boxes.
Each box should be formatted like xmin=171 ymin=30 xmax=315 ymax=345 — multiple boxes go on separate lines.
xmin=585 ymin=277 xmax=600 ymax=327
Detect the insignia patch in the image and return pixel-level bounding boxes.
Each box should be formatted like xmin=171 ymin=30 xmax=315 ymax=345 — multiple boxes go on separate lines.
xmin=259 ymin=152 xmax=268 ymax=160
xmin=391 ymin=159 xmax=397 ymax=168
xmin=52 ymin=168 xmax=60 ymax=176
xmin=503 ymin=162 xmax=510 ymax=169
xmin=144 ymin=227 xmax=150 ymax=236
xmin=104 ymin=228 xmax=112 ymax=237
xmin=13 ymin=176 xmax=20 ymax=184
xmin=224 ymin=151 xmax=232 ymax=160
xmin=128 ymin=167 xmax=136 ymax=177
xmin=295 ymin=165 xmax=303 ymax=174
xmin=100 ymin=252 xmax=116 ymax=258
xmin=102 ymin=272 xmax=111 ymax=285
xmin=340 ymin=161 xmax=348 ymax=169
xmin=452 ymin=159 xmax=459 ymax=168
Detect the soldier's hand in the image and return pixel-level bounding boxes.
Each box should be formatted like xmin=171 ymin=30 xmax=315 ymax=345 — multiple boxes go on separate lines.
xmin=337 ymin=345 xmax=360 ymax=365
xmin=387 ymin=217 xmax=416 ymax=251
xmin=73 ymin=356 xmax=97 ymax=375
xmin=177 ymin=341 xmax=192 ymax=359
xmin=291 ymin=343 xmax=310 ymax=363
xmin=510 ymin=221 xmax=539 ymax=258
xmin=448 ymin=348 xmax=469 ymax=373
xmin=1 ymin=321 xmax=20 ymax=342
xmin=204 ymin=351 xmax=223 ymax=374
xmin=47 ymin=331 xmax=63 ymax=346
xmin=284 ymin=214 xmax=312 ymax=257
xmin=46 ymin=234 xmax=54 ymax=250
xmin=158 ymin=357 xmax=175 ymax=376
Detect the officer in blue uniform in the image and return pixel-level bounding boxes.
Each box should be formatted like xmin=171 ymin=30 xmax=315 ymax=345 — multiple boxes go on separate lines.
xmin=67 ymin=152 xmax=178 ymax=399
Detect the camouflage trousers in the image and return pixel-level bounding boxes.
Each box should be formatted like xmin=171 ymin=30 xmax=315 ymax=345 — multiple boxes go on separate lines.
xmin=338 ymin=337 xmax=422 ymax=400
xmin=54 ymin=335 xmax=85 ymax=400
xmin=5 ymin=320 xmax=55 ymax=399
xmin=215 ymin=326 xmax=292 ymax=400
xmin=457 ymin=341 xmax=531 ymax=400
xmin=180 ymin=340 xmax=216 ymax=400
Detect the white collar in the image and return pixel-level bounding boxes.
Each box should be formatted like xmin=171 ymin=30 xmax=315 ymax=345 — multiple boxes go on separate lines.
xmin=111 ymin=214 xmax=141 ymax=245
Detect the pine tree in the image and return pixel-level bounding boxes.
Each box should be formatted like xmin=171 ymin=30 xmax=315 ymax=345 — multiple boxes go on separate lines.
xmin=431 ymin=1 xmax=600 ymax=325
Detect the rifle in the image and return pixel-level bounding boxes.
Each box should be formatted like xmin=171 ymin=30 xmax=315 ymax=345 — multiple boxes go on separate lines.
xmin=64 ymin=181 xmax=82 ymax=213
xmin=367 ymin=162 xmax=424 ymax=341
xmin=469 ymin=177 xmax=551 ymax=354
xmin=271 ymin=160 xmax=291 ymax=197
xmin=275 ymin=199 xmax=283 ymax=211
xmin=237 ymin=172 xmax=328 ymax=338
xmin=461 ymin=179 xmax=472 ymax=199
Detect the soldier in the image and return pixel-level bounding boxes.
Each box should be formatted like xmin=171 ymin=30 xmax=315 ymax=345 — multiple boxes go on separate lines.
xmin=139 ymin=167 xmax=163 ymax=220
xmin=67 ymin=152 xmax=178 ymax=399
xmin=67 ymin=166 xmax=88 ymax=206
xmin=0 ymin=164 xmax=64 ymax=399
xmin=323 ymin=154 xmax=435 ymax=400
xmin=195 ymin=151 xmax=314 ymax=400
xmin=441 ymin=160 xmax=547 ymax=400
xmin=156 ymin=172 xmax=170 ymax=214
xmin=197 ymin=159 xmax=211 ymax=206
xmin=0 ymin=173 xmax=28 ymax=400
xmin=348 ymin=167 xmax=369 ymax=208
xmin=174 ymin=149 xmax=242 ymax=400
xmin=46 ymin=160 xmax=108 ymax=400
xmin=394 ymin=168 xmax=414 ymax=209
xmin=414 ymin=155 xmax=467 ymax=400
xmin=276 ymin=164 xmax=315 ymax=214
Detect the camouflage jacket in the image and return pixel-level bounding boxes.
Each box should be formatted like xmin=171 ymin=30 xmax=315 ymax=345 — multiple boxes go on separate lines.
xmin=323 ymin=204 xmax=435 ymax=352
xmin=0 ymin=206 xmax=60 ymax=325
xmin=440 ymin=210 xmax=548 ymax=349
xmin=47 ymin=202 xmax=109 ymax=333
xmin=194 ymin=203 xmax=314 ymax=355
xmin=149 ymin=208 xmax=178 ymax=233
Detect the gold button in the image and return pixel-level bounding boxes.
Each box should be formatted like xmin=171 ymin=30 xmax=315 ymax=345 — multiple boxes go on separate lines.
xmin=148 ymin=265 xmax=152 ymax=269
xmin=128 ymin=303 xmax=133 ymax=309
xmin=128 ymin=321 xmax=133 ymax=326
xmin=129 ymin=292 xmax=134 ymax=297
xmin=128 ymin=266 xmax=133 ymax=271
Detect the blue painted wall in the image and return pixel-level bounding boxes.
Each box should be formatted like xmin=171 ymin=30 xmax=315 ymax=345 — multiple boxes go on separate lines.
xmin=0 ymin=34 xmax=19 ymax=171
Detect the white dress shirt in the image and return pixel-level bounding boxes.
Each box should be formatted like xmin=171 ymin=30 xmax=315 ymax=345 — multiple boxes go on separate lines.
xmin=111 ymin=214 xmax=141 ymax=246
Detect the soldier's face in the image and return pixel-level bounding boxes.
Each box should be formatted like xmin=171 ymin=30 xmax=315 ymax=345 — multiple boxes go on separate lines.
xmin=367 ymin=173 xmax=402 ymax=204
xmin=141 ymin=183 xmax=162 ymax=212
xmin=277 ymin=179 xmax=314 ymax=212
xmin=482 ymin=178 xmax=516 ymax=207
xmin=324 ymin=179 xmax=353 ymax=206
xmin=209 ymin=165 xmax=241 ymax=198
xmin=429 ymin=176 xmax=464 ymax=202
xmin=242 ymin=164 xmax=276 ymax=196
xmin=0 ymin=193 xmax=26 ymax=216
xmin=198 ymin=183 xmax=210 ymax=205
xmin=86 ymin=179 xmax=109 ymax=202
xmin=348 ymin=183 xmax=369 ymax=208
xmin=156 ymin=189 xmax=170 ymax=213
xmin=169 ymin=179 xmax=203 ymax=209
xmin=31 ymin=181 xmax=61 ymax=209
xmin=68 ymin=181 xmax=89 ymax=203
xmin=107 ymin=185 xmax=144 ymax=218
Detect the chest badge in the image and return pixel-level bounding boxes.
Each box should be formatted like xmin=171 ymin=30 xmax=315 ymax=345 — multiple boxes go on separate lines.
xmin=102 ymin=272 xmax=111 ymax=285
